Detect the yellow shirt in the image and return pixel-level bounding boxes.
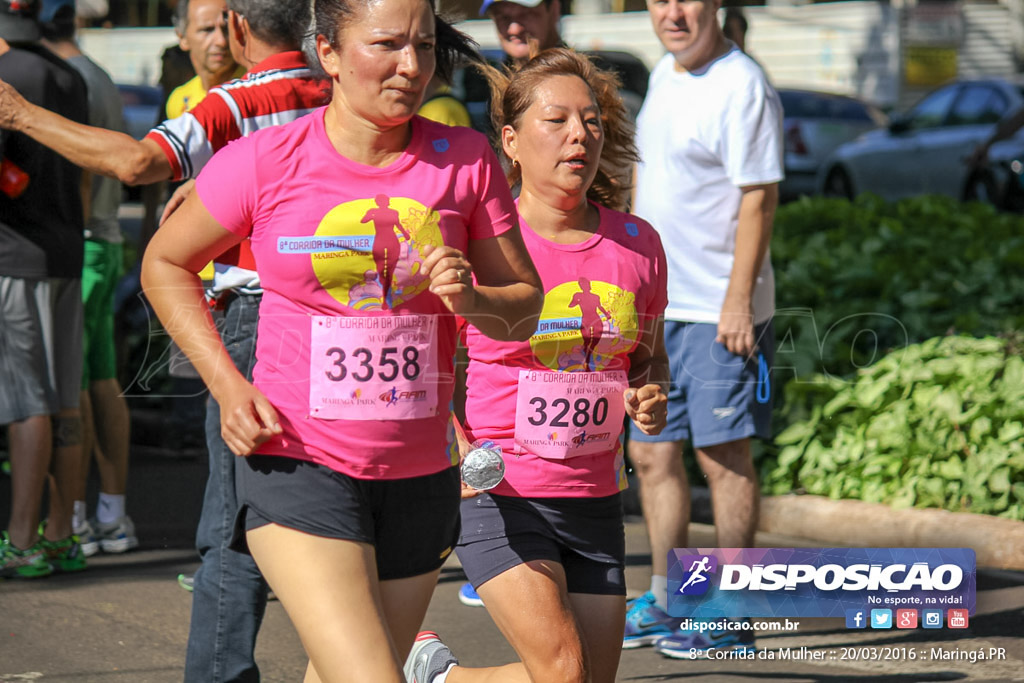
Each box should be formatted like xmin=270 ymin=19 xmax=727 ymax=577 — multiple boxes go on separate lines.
xmin=418 ymin=88 xmax=471 ymax=128
xmin=165 ymin=66 xmax=246 ymax=119
xmin=165 ymin=67 xmax=244 ymax=281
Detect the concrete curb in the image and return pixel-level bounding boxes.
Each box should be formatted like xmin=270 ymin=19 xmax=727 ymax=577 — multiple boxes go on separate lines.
xmin=625 ymin=478 xmax=1024 ymax=569
xmin=760 ymin=494 xmax=1024 ymax=570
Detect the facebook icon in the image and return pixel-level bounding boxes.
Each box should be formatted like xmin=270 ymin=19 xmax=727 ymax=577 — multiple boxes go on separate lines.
xmin=846 ymin=609 xmax=867 ymax=629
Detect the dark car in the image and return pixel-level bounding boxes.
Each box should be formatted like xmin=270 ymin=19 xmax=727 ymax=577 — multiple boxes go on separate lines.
xmin=777 ymin=88 xmax=886 ymax=202
xmin=116 ymin=83 xmax=163 ymax=140
xmin=819 ymin=78 xmax=1024 ymax=202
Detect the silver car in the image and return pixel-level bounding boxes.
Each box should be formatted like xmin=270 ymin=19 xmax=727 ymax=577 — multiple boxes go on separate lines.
xmin=778 ymin=88 xmax=886 ymax=201
xmin=818 ymin=78 xmax=1024 ymax=201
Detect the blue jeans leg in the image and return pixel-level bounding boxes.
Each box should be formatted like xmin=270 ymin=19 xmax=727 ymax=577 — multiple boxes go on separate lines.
xmin=184 ymin=293 xmax=269 ymax=683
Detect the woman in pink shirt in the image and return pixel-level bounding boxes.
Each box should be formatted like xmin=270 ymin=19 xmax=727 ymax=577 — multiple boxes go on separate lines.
xmin=406 ymin=49 xmax=670 ymax=683
xmin=141 ymin=0 xmax=544 ymax=680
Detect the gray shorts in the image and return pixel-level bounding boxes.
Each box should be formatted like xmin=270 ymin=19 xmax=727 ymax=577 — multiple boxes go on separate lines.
xmin=0 ymin=276 xmax=83 ymax=423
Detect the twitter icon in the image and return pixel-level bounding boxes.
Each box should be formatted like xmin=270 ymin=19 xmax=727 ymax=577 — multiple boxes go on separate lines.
xmin=870 ymin=609 xmax=893 ymax=629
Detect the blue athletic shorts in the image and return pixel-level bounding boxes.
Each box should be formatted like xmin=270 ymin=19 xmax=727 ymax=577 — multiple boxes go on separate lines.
xmin=456 ymin=492 xmax=625 ymax=595
xmin=630 ymin=320 xmax=774 ymax=448
xmin=233 ymin=454 xmax=461 ymax=581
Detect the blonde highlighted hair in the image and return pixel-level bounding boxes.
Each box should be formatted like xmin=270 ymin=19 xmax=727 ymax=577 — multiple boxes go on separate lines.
xmin=479 ymin=47 xmax=639 ymax=211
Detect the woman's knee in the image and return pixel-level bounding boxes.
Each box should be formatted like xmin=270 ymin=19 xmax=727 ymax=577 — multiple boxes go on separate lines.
xmin=523 ymin=645 xmax=587 ymax=683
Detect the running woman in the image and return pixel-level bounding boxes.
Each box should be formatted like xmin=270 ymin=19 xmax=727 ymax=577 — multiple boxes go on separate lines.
xmin=141 ymin=0 xmax=543 ymax=680
xmin=406 ymin=48 xmax=670 ymax=683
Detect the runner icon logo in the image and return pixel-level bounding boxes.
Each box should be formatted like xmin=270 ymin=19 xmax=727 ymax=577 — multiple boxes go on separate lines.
xmin=678 ymin=555 xmax=717 ymax=596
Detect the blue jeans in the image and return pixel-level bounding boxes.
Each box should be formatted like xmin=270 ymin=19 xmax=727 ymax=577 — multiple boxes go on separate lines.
xmin=184 ymin=293 xmax=269 ymax=683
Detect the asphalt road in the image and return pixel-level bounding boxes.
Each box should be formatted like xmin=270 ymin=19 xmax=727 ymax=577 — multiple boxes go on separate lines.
xmin=2 ymin=445 xmax=1023 ymax=682
xmin=2 ymin=205 xmax=1023 ymax=681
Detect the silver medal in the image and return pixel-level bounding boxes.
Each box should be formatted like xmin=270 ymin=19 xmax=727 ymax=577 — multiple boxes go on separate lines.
xmin=461 ymin=442 xmax=505 ymax=490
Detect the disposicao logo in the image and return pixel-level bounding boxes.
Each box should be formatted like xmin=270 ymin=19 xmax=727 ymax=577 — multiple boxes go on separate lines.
xmin=667 ymin=548 xmax=976 ymax=619
xmin=677 ymin=555 xmax=717 ymax=596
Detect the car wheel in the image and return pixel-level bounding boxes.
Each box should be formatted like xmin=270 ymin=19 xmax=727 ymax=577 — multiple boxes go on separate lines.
xmin=963 ymin=170 xmax=998 ymax=205
xmin=824 ymin=167 xmax=854 ymax=200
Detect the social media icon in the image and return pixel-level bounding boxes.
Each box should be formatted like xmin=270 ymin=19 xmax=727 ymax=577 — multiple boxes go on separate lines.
xmin=870 ymin=609 xmax=892 ymax=629
xmin=896 ymin=609 xmax=918 ymax=629
xmin=845 ymin=609 xmax=867 ymax=629
xmin=948 ymin=609 xmax=969 ymax=629
xmin=922 ymin=609 xmax=943 ymax=629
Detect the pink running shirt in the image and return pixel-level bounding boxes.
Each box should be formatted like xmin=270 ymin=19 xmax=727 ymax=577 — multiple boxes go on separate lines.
xmin=463 ymin=202 xmax=668 ymax=497
xmin=196 ymin=111 xmax=516 ymax=479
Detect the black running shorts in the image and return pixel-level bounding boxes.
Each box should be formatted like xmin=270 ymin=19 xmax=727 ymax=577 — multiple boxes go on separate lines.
xmin=233 ymin=454 xmax=461 ymax=580
xmin=456 ymin=492 xmax=625 ymax=595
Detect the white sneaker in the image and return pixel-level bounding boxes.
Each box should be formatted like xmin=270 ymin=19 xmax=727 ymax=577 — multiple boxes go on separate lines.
xmin=404 ymin=631 xmax=458 ymax=683
xmin=74 ymin=519 xmax=100 ymax=557
xmin=93 ymin=516 xmax=139 ymax=553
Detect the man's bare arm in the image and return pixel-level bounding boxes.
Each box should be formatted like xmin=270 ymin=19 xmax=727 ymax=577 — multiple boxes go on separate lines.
xmin=718 ymin=182 xmax=778 ymax=357
xmin=0 ymin=77 xmax=172 ymax=185
xmin=970 ymin=107 xmax=1024 ymax=166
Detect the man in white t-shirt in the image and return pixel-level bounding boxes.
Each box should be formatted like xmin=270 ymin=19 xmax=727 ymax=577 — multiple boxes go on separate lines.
xmin=623 ymin=0 xmax=783 ymax=658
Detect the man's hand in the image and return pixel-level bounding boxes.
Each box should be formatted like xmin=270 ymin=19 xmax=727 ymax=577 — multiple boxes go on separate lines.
xmin=717 ymin=296 xmax=757 ymax=358
xmin=161 ymin=179 xmax=196 ymax=225
xmin=0 ymin=76 xmax=31 ymax=131
xmin=966 ymin=143 xmax=990 ymax=169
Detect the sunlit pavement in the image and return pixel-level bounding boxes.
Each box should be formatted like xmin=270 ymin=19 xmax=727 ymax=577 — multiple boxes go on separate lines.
xmin=2 ymin=204 xmax=1022 ymax=681
xmin=2 ymin=505 xmax=1021 ymax=682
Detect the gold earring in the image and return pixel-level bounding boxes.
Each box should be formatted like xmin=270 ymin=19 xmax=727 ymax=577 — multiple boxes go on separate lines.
xmin=512 ymin=158 xmax=520 ymax=168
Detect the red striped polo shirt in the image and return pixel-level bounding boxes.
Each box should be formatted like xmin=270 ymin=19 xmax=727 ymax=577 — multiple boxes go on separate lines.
xmin=146 ymin=51 xmax=329 ymax=269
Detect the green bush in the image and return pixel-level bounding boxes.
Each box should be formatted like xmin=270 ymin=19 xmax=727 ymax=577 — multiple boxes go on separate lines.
xmin=772 ymin=195 xmax=1024 ymax=381
xmin=760 ymin=335 xmax=1024 ymax=520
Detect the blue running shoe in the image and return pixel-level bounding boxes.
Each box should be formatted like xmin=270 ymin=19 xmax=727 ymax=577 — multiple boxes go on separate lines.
xmin=622 ymin=591 xmax=681 ymax=649
xmin=655 ymin=618 xmax=756 ymax=659
xmin=458 ymin=582 xmax=484 ymax=607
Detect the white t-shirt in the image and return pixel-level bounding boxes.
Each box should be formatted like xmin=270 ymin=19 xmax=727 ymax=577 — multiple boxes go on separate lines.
xmin=634 ymin=47 xmax=784 ymax=325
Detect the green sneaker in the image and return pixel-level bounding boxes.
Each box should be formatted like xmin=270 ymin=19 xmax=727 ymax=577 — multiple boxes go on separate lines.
xmin=1 ymin=531 xmax=53 ymax=579
xmin=40 ymin=534 xmax=87 ymax=573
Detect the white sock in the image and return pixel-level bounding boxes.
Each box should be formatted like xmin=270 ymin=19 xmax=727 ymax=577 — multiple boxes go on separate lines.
xmin=97 ymin=493 xmax=125 ymax=524
xmin=72 ymin=500 xmax=87 ymax=530
xmin=651 ymin=575 xmax=669 ymax=612
xmin=433 ymin=663 xmax=457 ymax=683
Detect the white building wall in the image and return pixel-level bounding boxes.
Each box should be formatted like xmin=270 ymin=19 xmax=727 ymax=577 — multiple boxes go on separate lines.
xmin=79 ymin=1 xmax=1017 ymax=112
xmin=79 ymin=27 xmax=177 ymax=87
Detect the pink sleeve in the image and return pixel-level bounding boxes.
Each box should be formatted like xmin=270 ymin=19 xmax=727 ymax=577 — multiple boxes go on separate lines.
xmin=194 ymin=137 xmax=259 ymax=238
xmin=642 ymin=217 xmax=669 ymax=318
xmin=466 ymin=142 xmax=517 ymax=241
